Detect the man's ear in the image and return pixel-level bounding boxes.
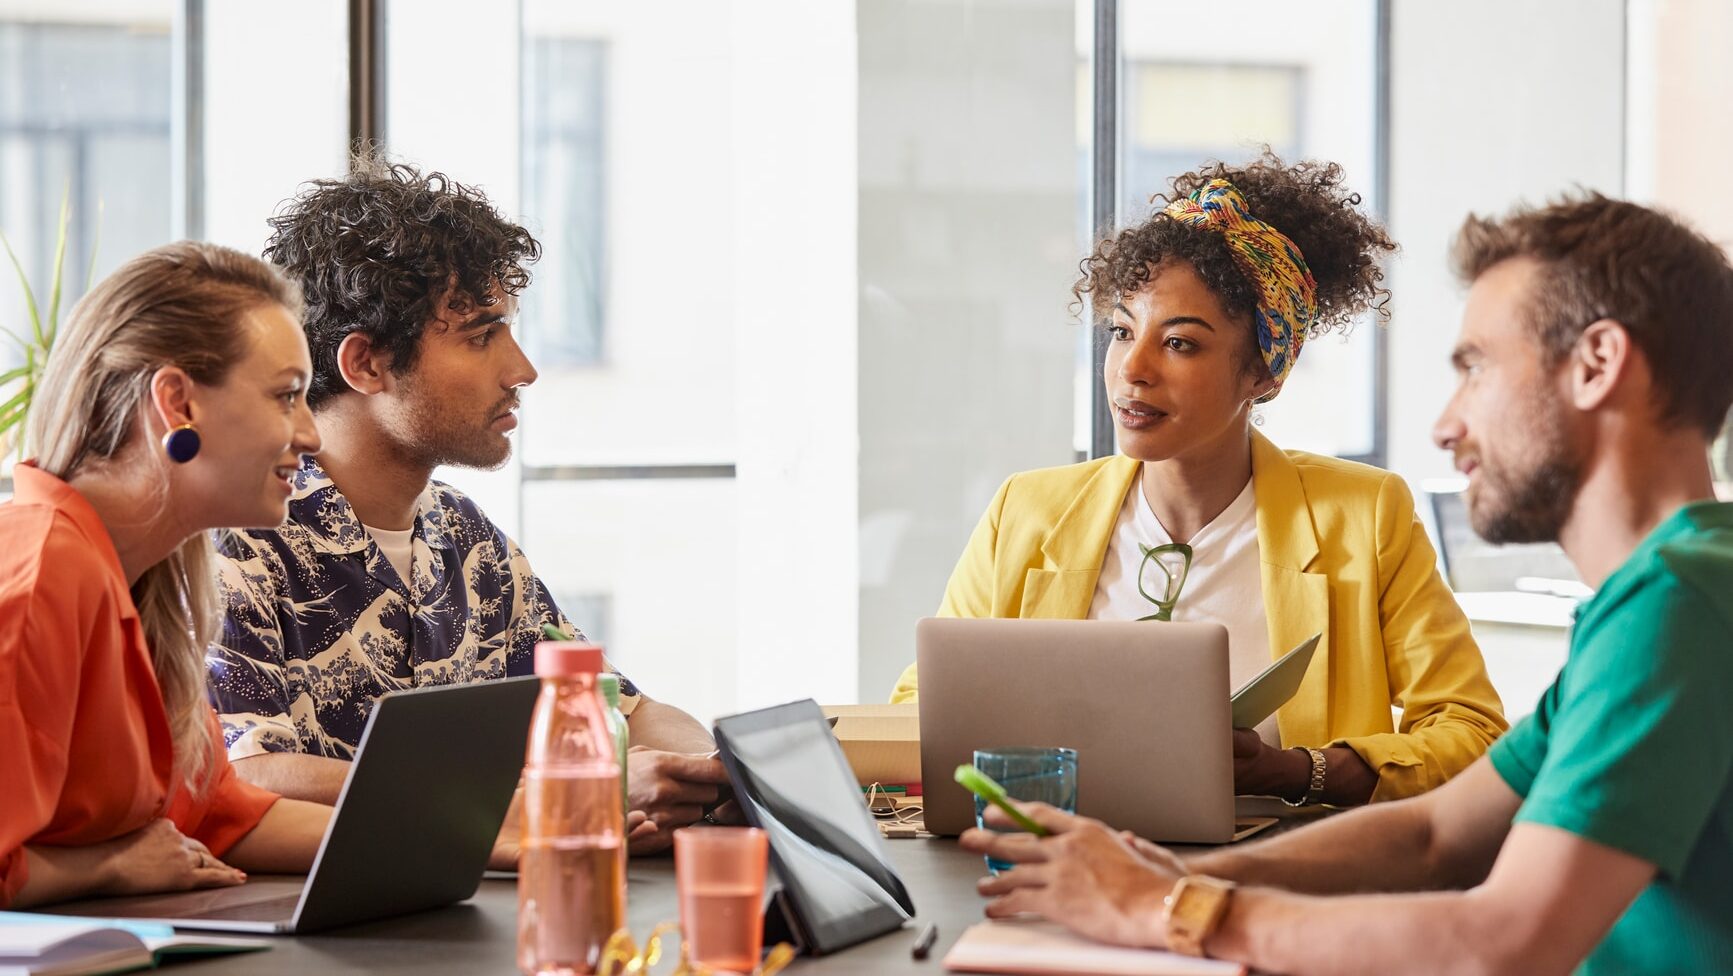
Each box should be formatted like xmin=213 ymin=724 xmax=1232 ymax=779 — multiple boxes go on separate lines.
xmin=147 ymin=366 xmax=196 ymax=434
xmin=1569 ymin=318 xmax=1633 ymax=414
xmin=336 ymin=332 xmax=393 ymax=395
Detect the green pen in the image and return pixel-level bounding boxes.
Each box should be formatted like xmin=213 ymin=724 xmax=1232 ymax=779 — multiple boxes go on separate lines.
xmin=953 ymin=765 xmax=1049 ymax=836
xmin=540 ymin=623 xmax=573 ymax=642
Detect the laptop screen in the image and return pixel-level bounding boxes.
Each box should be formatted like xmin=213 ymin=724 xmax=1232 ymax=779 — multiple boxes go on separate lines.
xmin=1428 ymin=487 xmax=1581 ymax=593
xmin=713 ymin=699 xmax=915 ymax=954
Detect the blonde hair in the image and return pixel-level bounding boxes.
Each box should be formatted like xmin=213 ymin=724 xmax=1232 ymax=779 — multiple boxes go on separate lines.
xmin=28 ymin=241 xmax=303 ymax=791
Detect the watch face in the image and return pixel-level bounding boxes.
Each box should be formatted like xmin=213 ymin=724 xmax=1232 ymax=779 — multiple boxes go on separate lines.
xmin=1166 ymin=876 xmax=1235 ymax=957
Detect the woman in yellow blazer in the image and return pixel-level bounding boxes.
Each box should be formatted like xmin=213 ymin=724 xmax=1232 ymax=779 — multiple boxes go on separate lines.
xmin=891 ymin=155 xmax=1505 ymax=805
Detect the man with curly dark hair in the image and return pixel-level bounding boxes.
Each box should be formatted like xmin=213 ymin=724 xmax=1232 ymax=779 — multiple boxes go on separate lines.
xmin=962 ymin=193 xmax=1733 ymax=975
xmin=205 ymin=157 xmax=729 ymax=856
xmin=893 ymin=153 xmax=1507 ymax=807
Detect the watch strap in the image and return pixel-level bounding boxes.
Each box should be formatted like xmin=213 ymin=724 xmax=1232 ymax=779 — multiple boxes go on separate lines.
xmin=1282 ymin=746 xmax=1326 ymax=807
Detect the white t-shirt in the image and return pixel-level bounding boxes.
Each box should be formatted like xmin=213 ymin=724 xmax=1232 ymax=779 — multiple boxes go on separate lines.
xmin=1088 ymin=472 xmax=1279 ymax=744
xmin=364 ymin=523 xmax=416 ymax=588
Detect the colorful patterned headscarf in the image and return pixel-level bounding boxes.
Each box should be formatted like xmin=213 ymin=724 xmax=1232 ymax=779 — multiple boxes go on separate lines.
xmin=1163 ymin=179 xmax=1318 ymax=394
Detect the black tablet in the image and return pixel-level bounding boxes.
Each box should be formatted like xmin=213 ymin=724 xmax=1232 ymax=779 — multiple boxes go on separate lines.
xmin=712 ymin=699 xmax=916 ymax=956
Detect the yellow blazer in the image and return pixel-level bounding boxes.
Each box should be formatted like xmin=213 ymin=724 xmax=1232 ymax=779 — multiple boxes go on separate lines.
xmin=891 ymin=431 xmax=1507 ymax=801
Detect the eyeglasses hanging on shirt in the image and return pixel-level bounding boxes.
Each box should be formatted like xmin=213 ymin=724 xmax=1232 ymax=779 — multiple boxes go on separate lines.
xmin=1135 ymin=542 xmax=1193 ymax=621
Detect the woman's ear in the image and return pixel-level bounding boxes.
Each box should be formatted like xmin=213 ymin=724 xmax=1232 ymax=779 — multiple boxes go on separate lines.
xmin=1244 ymin=359 xmax=1278 ymax=405
xmin=336 ymin=332 xmax=392 ymax=395
xmin=148 ymin=365 xmax=197 ymax=434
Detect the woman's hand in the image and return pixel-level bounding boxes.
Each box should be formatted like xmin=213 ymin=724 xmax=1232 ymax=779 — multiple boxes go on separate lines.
xmin=1231 ymin=728 xmax=1308 ymax=800
xmin=11 ymin=820 xmax=243 ymax=907
xmin=960 ymin=803 xmax=1179 ymax=949
xmin=98 ymin=818 xmax=246 ymax=896
xmin=15 ymin=820 xmax=239 ymax=909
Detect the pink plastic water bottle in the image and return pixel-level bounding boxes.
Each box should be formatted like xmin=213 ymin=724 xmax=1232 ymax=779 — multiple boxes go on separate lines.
xmin=518 ymin=643 xmax=627 ymax=975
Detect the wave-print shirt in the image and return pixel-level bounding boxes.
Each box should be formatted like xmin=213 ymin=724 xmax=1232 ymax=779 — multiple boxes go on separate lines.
xmin=207 ymin=457 xmax=637 ymax=759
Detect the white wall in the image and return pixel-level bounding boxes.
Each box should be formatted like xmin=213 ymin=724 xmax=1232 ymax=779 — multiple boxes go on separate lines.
xmin=1383 ymin=0 xmax=1626 ymax=488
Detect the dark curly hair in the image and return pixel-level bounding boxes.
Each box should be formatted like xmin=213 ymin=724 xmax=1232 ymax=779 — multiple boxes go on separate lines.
xmin=263 ymin=153 xmax=541 ymax=408
xmin=1075 ymin=151 xmax=1395 ymax=376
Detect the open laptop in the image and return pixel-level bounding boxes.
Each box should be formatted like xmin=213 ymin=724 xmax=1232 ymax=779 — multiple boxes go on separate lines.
xmin=920 ymin=618 xmax=1281 ymax=845
xmin=48 ymin=677 xmax=539 ymax=934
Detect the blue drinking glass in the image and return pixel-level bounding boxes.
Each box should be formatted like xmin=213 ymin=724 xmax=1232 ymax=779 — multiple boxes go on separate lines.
xmin=972 ymin=747 xmax=1078 ymax=874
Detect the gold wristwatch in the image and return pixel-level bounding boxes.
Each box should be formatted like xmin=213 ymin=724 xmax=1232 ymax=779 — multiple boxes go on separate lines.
xmin=1283 ymin=746 xmax=1327 ymax=807
xmin=1162 ymin=874 xmax=1237 ymax=957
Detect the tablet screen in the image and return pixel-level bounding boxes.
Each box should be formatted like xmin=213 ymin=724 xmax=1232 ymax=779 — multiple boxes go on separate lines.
xmin=713 ymin=699 xmax=915 ymax=954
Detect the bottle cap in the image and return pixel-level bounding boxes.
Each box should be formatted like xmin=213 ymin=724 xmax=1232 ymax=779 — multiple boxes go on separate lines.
xmin=535 ymin=641 xmax=604 ymax=677
xmin=597 ymin=672 xmax=622 ymax=708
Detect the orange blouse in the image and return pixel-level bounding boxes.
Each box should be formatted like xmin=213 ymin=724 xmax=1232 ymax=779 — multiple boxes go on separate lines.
xmin=0 ymin=464 xmax=278 ymax=906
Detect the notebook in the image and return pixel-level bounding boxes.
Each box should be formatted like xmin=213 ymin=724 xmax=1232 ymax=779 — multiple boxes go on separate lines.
xmin=944 ymin=918 xmax=1245 ymax=976
xmin=0 ymin=912 xmax=266 ymax=976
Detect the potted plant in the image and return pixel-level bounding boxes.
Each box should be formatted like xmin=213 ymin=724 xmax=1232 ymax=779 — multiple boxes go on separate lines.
xmin=1 ymin=192 xmax=96 ymax=464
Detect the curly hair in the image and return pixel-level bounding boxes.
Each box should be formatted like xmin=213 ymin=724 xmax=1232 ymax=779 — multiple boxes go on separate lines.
xmin=1075 ymin=151 xmax=1395 ymax=374
xmin=263 ymin=153 xmax=542 ymax=408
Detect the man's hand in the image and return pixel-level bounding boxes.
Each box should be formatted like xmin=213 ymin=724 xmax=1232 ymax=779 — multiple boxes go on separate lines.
xmin=960 ymin=802 xmax=1179 ymax=949
xmin=1232 ymin=728 xmax=1307 ymax=800
xmin=489 ymin=784 xmax=525 ymax=872
xmin=496 ymin=808 xmax=652 ymax=871
xmin=625 ymin=747 xmax=734 ymax=855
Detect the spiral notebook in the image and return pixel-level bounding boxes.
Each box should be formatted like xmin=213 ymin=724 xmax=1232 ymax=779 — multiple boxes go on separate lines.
xmin=944 ymin=919 xmax=1245 ymax=976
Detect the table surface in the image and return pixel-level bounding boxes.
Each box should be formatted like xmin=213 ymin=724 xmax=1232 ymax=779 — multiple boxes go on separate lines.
xmin=171 ymin=805 xmax=1326 ymax=974
xmin=165 ymin=839 xmax=982 ymax=974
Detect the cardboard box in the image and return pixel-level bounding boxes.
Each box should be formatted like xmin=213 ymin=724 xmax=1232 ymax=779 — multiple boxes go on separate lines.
xmin=820 ymin=703 xmax=921 ymax=789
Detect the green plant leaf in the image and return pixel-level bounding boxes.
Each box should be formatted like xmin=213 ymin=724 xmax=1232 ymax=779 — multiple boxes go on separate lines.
xmin=0 ymin=383 xmax=34 ymax=422
xmin=0 ymin=326 xmax=28 ymax=355
xmin=84 ymin=197 xmax=104 ymax=293
xmin=0 ymin=230 xmax=42 ymax=346
xmin=43 ymin=185 xmax=70 ymax=345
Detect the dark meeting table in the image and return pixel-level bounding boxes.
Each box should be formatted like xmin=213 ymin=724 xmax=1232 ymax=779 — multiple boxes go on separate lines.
xmin=175 ymin=804 xmax=1329 ymax=974
xmin=174 ymin=839 xmax=984 ymax=974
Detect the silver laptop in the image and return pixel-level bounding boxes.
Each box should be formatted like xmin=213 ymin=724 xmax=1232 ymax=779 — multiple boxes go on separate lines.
xmin=918 ymin=617 xmax=1243 ymax=844
xmin=48 ymin=677 xmax=539 ymax=933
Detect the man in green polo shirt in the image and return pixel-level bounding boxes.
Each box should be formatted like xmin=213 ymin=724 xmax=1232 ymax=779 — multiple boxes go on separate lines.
xmin=960 ymin=193 xmax=1733 ymax=974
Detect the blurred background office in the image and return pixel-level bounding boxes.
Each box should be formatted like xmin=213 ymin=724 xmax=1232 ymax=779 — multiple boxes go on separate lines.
xmin=2 ymin=0 xmax=1728 ymax=724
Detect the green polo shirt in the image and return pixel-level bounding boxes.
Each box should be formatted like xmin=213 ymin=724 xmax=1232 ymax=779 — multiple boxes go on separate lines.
xmin=1488 ymin=501 xmax=1733 ymax=974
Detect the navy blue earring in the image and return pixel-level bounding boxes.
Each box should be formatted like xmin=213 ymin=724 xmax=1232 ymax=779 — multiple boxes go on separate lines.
xmin=162 ymin=424 xmax=201 ymax=463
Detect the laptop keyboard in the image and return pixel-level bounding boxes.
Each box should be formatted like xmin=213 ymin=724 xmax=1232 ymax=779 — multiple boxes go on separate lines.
xmin=181 ymin=894 xmax=302 ymax=922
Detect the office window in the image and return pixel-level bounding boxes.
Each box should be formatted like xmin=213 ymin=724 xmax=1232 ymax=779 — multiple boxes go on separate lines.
xmin=521 ymin=36 xmax=606 ymax=368
xmin=0 ymin=17 xmax=171 ymax=285
xmin=0 ymin=5 xmax=174 ymax=471
xmin=381 ymin=0 xmax=748 ymax=719
xmin=512 ymin=2 xmax=741 ymax=719
xmin=200 ymin=0 xmax=348 ymax=254
xmin=1627 ymin=0 xmax=1733 ymax=488
xmin=550 ymin=591 xmax=613 ymax=647
xmin=1109 ymin=0 xmax=1381 ymax=463
xmin=1122 ymin=62 xmax=1302 ymax=211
